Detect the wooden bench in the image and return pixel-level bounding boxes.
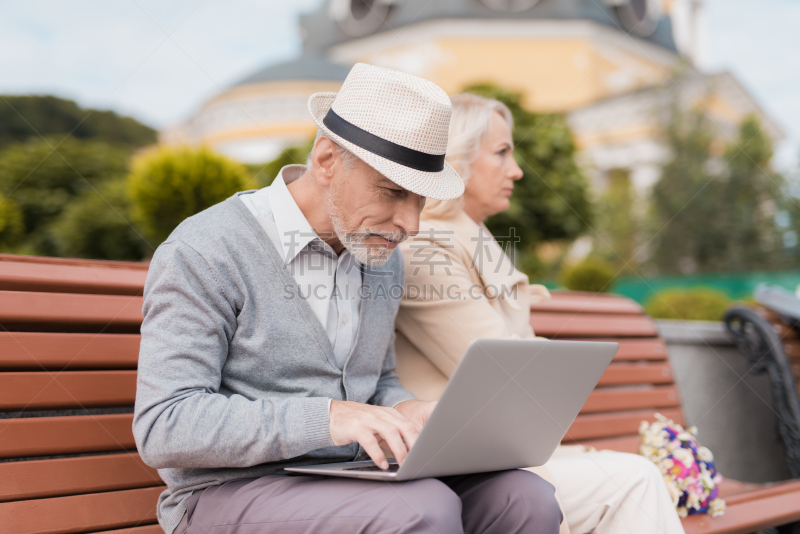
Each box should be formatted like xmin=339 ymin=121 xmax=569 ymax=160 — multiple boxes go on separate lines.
xmin=750 ymin=306 xmax=800 ymax=409
xmin=0 ymin=255 xmax=162 ymax=534
xmin=532 ymin=291 xmax=800 ymax=533
xmin=2 ymin=253 xmax=799 ymax=534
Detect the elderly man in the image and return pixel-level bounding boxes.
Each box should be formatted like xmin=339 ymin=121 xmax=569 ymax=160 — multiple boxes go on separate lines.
xmin=133 ymin=63 xmax=562 ymax=534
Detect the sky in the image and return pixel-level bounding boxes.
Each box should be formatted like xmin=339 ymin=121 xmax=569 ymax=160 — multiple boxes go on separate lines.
xmin=1 ymin=0 xmax=798 ymax=170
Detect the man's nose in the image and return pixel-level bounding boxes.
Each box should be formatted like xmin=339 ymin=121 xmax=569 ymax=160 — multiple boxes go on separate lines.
xmin=393 ymin=196 xmax=421 ymax=237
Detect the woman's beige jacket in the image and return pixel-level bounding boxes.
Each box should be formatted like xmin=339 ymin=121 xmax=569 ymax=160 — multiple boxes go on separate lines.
xmin=395 ymin=210 xmax=571 ymax=534
xmin=395 ymin=210 xmax=551 ymax=399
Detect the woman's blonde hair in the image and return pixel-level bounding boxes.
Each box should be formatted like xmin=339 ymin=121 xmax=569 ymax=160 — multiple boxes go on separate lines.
xmin=422 ymin=93 xmax=514 ymax=220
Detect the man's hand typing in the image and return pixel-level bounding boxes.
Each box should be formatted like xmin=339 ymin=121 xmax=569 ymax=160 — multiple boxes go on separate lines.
xmin=329 ymin=400 xmax=429 ymax=470
xmin=394 ymin=399 xmax=436 ymax=430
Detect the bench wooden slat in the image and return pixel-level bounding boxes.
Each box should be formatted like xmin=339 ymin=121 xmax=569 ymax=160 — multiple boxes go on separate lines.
xmin=581 ymin=386 xmax=680 ymax=413
xmin=0 ymin=414 xmax=135 ymax=459
xmin=0 ymin=453 xmax=161 ymax=502
xmin=753 ymin=308 xmax=800 ymax=340
xmin=722 ymin=479 xmax=800 ymax=505
xmin=565 ymin=408 xmax=684 ymax=441
xmin=10 ymin=369 xmax=675 ymax=414
xmin=782 ymin=339 xmax=800 ymax=353
xmin=88 ymin=526 xmax=164 ymax=534
xmin=0 ymin=254 xmax=148 ymax=271
xmin=531 ymin=312 xmax=658 ymax=337
xmin=0 ymin=256 xmax=146 ymax=296
xmin=0 ymin=291 xmax=142 ymax=332
xmin=0 ymin=332 xmax=140 ymax=370
xmin=597 ymin=362 xmax=674 ymax=386
xmin=0 ymin=486 xmax=162 ymax=534
xmin=0 ymin=371 xmax=137 ymax=410
xmin=530 ymin=293 xmax=644 ymax=314
xmin=681 ymin=485 xmax=800 ymax=534
xmin=772 ymin=323 xmax=799 ymax=340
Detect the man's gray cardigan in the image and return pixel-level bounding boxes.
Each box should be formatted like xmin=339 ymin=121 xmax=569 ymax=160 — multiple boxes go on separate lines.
xmin=132 ymin=194 xmax=415 ymax=534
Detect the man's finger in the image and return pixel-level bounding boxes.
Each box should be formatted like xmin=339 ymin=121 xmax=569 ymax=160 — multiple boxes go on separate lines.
xmin=375 ymin=425 xmax=409 ymax=466
xmin=358 ymin=432 xmax=389 ymax=470
xmin=396 ymin=420 xmax=421 ymax=452
xmin=380 ymin=410 xmax=421 ymax=453
xmin=385 ymin=409 xmax=421 ymax=432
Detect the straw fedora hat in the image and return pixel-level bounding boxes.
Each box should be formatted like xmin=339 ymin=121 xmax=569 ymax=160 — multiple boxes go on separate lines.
xmin=308 ymin=63 xmax=464 ymax=201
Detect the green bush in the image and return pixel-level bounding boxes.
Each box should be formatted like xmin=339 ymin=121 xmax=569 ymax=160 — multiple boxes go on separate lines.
xmin=251 ymin=140 xmax=313 ymax=188
xmin=53 ymin=179 xmax=151 ymax=261
xmin=128 ymin=146 xmax=250 ymax=244
xmin=559 ymin=257 xmax=617 ymax=293
xmin=644 ymin=288 xmax=731 ymax=321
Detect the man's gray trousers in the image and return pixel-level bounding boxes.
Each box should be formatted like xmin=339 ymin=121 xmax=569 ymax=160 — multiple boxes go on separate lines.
xmin=174 ymin=469 xmax=562 ymax=534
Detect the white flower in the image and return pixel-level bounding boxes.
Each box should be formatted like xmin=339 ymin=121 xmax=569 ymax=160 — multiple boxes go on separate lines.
xmin=673 ymin=448 xmax=694 ymax=467
xmin=709 ymin=499 xmax=726 ymax=517
xmin=677 ymin=506 xmax=688 ymax=518
xmin=697 ymin=446 xmax=714 ymax=462
xmin=642 ymin=431 xmax=667 ymax=448
xmin=640 ymin=445 xmax=657 ymax=460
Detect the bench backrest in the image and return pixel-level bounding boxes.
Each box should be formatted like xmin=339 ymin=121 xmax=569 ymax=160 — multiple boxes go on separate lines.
xmin=0 ymin=255 xmax=163 ymax=534
xmin=531 ymin=291 xmax=685 ymax=453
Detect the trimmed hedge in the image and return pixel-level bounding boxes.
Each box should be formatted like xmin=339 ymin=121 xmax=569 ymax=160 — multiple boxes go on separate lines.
xmin=644 ymin=288 xmax=731 ymax=321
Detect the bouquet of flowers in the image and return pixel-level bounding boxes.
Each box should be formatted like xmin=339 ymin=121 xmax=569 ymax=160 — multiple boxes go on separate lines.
xmin=639 ymin=413 xmax=726 ymax=518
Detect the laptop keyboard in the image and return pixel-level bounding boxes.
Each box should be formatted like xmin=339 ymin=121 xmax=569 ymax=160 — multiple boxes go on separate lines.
xmin=344 ymin=464 xmax=400 ymax=473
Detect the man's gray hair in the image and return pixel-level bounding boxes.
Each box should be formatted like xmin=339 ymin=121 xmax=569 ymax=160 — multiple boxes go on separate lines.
xmin=306 ymin=130 xmax=359 ymax=173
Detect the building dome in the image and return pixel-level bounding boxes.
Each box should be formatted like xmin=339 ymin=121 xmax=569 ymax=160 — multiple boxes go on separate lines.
xmin=163 ymin=0 xmax=780 ymax=195
xmin=160 ymin=55 xmax=348 ymax=163
xmin=235 ymin=55 xmax=351 ymax=86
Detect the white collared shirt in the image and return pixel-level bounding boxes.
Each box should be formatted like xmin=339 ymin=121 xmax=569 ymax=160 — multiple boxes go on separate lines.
xmin=239 ymin=165 xmax=362 ymax=370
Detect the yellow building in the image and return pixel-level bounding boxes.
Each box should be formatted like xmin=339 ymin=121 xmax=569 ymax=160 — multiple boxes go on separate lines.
xmin=162 ymin=0 xmax=782 ymax=193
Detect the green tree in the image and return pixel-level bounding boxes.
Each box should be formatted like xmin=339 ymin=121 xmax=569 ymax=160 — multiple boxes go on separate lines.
xmin=53 ymin=178 xmax=151 ymax=261
xmin=717 ymin=115 xmax=785 ymax=270
xmin=649 ymin=112 xmax=789 ymax=273
xmin=0 ymin=194 xmax=23 ymax=248
xmin=462 ymin=84 xmax=592 ymax=277
xmin=778 ymin=161 xmax=800 ymax=261
xmin=128 ymin=145 xmax=250 ymax=244
xmin=0 ymin=136 xmax=133 ymax=256
xmin=594 ymin=168 xmax=639 ymax=269
xmin=649 ymin=109 xmax=718 ymax=274
xmin=0 ymin=95 xmax=157 ymax=150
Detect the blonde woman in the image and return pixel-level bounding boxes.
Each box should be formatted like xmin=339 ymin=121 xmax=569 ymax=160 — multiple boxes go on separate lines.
xmin=395 ymin=94 xmax=684 ymax=534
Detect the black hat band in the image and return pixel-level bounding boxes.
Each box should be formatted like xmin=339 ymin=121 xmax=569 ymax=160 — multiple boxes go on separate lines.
xmin=322 ymin=108 xmax=446 ymax=173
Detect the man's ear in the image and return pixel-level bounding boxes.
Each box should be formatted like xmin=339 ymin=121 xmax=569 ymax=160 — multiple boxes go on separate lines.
xmin=311 ymin=136 xmax=337 ymax=187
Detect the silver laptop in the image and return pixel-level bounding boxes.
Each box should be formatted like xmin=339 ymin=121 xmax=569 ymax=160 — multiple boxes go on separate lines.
xmin=285 ymin=339 xmax=618 ymax=481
